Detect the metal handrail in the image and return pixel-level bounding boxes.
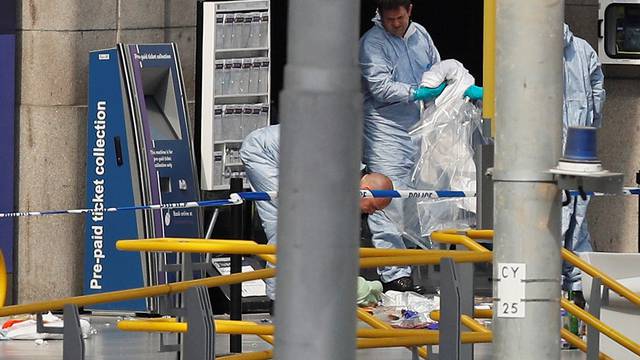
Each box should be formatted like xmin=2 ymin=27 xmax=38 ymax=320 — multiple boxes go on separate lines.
xmin=432 ymin=230 xmax=640 ymax=358
xmin=0 ymin=250 xmax=6 ymax=307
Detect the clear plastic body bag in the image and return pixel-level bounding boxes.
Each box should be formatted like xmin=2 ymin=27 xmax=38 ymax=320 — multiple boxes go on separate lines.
xmin=407 ymin=98 xmax=483 ymax=240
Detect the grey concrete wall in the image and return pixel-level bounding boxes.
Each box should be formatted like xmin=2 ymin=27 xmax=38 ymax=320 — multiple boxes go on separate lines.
xmin=566 ymin=0 xmax=640 ymax=253
xmin=15 ymin=0 xmax=197 ymax=303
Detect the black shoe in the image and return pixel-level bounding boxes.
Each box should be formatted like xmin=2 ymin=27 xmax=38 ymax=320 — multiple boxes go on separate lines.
xmin=268 ymin=299 xmax=275 ymax=316
xmin=382 ymin=277 xmax=426 ymax=295
xmin=573 ymin=291 xmax=586 ymax=309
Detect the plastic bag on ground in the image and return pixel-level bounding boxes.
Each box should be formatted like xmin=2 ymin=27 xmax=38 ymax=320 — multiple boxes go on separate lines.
xmin=0 ymin=312 xmax=92 ymax=340
xmin=373 ymin=290 xmax=440 ymax=329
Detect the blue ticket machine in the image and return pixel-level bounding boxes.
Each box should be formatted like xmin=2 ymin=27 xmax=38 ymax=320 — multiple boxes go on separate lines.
xmin=85 ymin=44 xmax=201 ymax=312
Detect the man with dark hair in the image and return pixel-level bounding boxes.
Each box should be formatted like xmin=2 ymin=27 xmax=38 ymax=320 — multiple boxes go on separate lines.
xmin=360 ymin=0 xmax=439 ymax=293
xmin=375 ymin=0 xmax=412 ymax=37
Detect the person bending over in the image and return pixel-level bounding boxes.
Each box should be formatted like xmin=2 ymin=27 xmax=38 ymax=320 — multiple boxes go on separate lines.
xmin=240 ymin=124 xmax=400 ymax=300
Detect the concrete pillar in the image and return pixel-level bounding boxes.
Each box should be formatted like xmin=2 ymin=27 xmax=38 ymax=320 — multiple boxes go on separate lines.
xmin=15 ymin=0 xmax=197 ymax=303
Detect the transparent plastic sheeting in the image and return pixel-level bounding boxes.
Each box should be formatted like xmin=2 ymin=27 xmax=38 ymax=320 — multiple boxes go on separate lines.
xmin=407 ymin=98 xmax=484 ymax=244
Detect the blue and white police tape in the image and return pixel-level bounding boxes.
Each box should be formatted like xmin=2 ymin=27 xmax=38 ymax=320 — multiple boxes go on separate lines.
xmin=1 ymin=188 xmax=639 ymax=218
xmin=359 ymin=190 xmax=476 ymax=199
xmin=0 ymin=199 xmax=237 ymax=218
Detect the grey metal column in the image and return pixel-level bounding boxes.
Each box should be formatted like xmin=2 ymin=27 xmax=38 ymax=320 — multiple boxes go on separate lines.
xmin=275 ymin=0 xmax=362 ymax=359
xmin=440 ymin=258 xmax=461 ymax=359
xmin=586 ymin=278 xmax=603 ymax=360
xmin=493 ymin=1 xmax=564 ymax=359
xmin=459 ymin=262 xmax=475 ymax=359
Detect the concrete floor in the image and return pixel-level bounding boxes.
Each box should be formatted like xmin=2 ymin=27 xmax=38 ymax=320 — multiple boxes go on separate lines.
xmin=0 ymin=315 xmax=587 ymax=359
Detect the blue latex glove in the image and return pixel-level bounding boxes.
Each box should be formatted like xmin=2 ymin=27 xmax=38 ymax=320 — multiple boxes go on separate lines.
xmin=464 ymin=85 xmax=483 ymax=100
xmin=412 ymin=83 xmax=446 ymax=101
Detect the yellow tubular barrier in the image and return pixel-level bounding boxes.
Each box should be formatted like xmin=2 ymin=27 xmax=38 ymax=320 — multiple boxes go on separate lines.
xmin=429 ymin=311 xmax=491 ymax=334
xmin=561 ymin=328 xmax=613 ymax=360
xmin=464 ymin=230 xmax=495 ymax=240
xmin=434 ymin=230 xmax=638 ymax=357
xmin=117 ymin=240 xmax=276 ymax=255
xmin=473 ymin=309 xmax=612 ymax=359
xmin=357 ymin=328 xmax=438 ymax=338
xmin=119 ymin=318 xmax=453 ymax=341
xmin=141 ymin=317 xmax=179 ymax=322
xmin=437 ymin=231 xmax=640 ymax=307
xmin=561 ymin=248 xmax=640 ymax=307
xmin=0 ymin=268 xmax=276 ymax=317
xmin=357 ymin=308 xmax=428 ymax=359
xmin=217 ymin=322 xmax=274 ymax=336
xmin=216 ymin=319 xmax=275 ymax=346
xmin=461 ymin=316 xmax=491 ymax=334
xmin=258 ymin=254 xmax=277 ymax=265
xmin=119 ymin=238 xmax=491 ymax=268
xmin=217 ymin=350 xmax=273 ymax=360
xmin=360 ymin=252 xmax=492 ymax=268
xmin=0 ymin=250 xmax=6 ymax=307
xmin=483 ymin=0 xmax=496 ymax=135
xmin=359 ymin=248 xmax=460 ymax=257
xmin=357 ymin=332 xmax=492 ymax=348
xmin=437 ymin=230 xmax=640 ymax=307
xmin=118 ymin=320 xmax=187 ymax=333
xmin=474 ymin=309 xmax=493 ymax=319
xmin=430 ymin=232 xmax=490 ymax=253
xmin=562 ymin=299 xmax=640 ymax=356
xmin=119 ymin=238 xmax=487 ymax=259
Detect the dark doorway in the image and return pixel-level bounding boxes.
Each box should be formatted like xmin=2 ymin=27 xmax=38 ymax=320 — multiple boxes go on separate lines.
xmin=269 ymin=1 xmax=485 ymax=106
xmin=359 ymin=1 xmax=484 ymax=83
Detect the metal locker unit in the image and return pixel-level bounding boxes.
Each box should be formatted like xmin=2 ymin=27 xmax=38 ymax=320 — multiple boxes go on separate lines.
xmin=198 ymin=0 xmax=271 ymax=191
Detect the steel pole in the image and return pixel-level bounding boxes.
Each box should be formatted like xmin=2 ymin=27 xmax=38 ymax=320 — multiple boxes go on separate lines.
xmin=229 ymin=178 xmax=244 ymax=353
xmin=275 ymin=0 xmax=362 ymax=359
xmin=493 ymin=1 xmax=564 ymax=359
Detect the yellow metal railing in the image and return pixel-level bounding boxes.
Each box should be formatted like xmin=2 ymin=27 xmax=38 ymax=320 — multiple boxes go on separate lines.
xmin=431 ymin=309 xmax=611 ymax=360
xmin=431 ymin=230 xmax=640 ymax=358
xmin=0 ymin=250 xmax=6 ymax=307
xmin=0 ymin=268 xmax=276 ymax=317
xmin=356 ymin=307 xmax=428 ymax=359
xmin=118 ymin=316 xmax=491 ymax=360
xmin=444 ymin=229 xmax=640 ymax=307
xmin=429 ymin=310 xmax=491 ymax=335
xmin=112 ymin=239 xmax=498 ymax=359
xmin=218 ymin=351 xmax=273 ymax=360
xmin=7 ymin=230 xmax=633 ymax=358
xmin=483 ymin=0 xmax=496 ymax=136
xmin=119 ymin=318 xmax=489 ymax=340
xmin=115 ymin=235 xmax=631 ymax=357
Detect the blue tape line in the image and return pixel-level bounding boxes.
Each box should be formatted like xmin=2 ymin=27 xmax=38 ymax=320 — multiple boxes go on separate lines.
xmin=436 ymin=191 xmax=467 ymax=198
xmin=195 ymin=200 xmax=235 ymax=208
xmin=369 ymin=190 xmax=401 ymax=198
xmin=238 ymin=192 xmax=272 ymax=201
xmin=568 ymin=191 xmax=595 ymax=197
